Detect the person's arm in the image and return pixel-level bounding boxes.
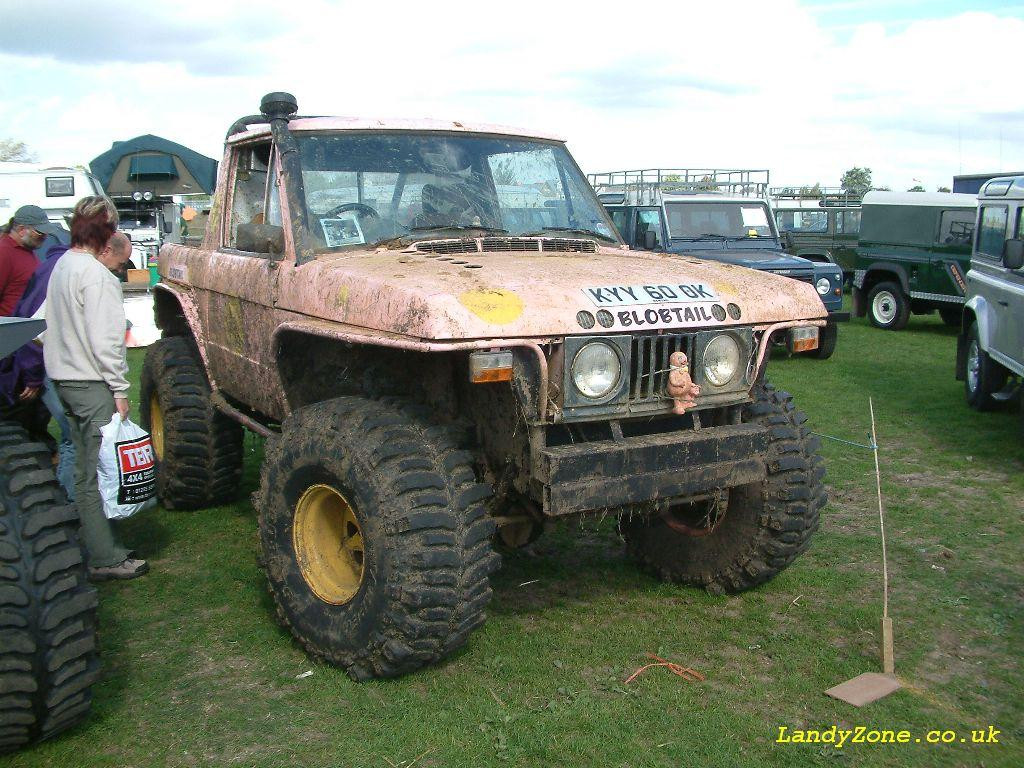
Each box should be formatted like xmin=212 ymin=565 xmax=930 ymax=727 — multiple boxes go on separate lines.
xmin=80 ymin=276 xmax=130 ymax=401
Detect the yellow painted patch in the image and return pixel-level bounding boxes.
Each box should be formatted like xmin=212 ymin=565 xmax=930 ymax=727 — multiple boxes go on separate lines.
xmin=224 ymin=297 xmax=245 ymax=352
xmin=458 ymin=290 xmax=524 ymax=325
xmin=335 ymin=285 xmax=350 ymax=308
xmin=712 ymin=280 xmax=737 ymax=297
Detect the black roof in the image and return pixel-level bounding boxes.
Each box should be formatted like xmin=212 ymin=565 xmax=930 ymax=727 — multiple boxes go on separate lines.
xmin=89 ymin=134 xmax=218 ymax=195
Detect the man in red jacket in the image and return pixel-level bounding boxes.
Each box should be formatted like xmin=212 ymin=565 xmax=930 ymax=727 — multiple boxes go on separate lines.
xmin=0 ymin=205 xmax=60 ymax=316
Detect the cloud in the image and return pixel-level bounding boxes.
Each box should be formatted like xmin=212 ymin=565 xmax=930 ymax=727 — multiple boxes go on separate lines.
xmin=0 ymin=0 xmax=287 ymax=75
xmin=0 ymin=1 xmax=1020 ymax=191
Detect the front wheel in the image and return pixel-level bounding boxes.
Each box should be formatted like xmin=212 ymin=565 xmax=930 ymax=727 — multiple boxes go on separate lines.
xmin=938 ymin=307 xmax=962 ymax=327
xmin=139 ymin=337 xmax=243 ymax=509
xmin=620 ymin=382 xmax=826 ymax=594
xmin=805 ymin=321 xmax=837 ymax=360
xmin=256 ymin=396 xmax=499 ymax=680
xmin=867 ymin=281 xmax=910 ymax=330
xmin=962 ymin=323 xmax=1007 ymax=411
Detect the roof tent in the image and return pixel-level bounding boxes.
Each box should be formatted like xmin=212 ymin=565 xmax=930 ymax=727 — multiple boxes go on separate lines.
xmin=90 ymin=134 xmax=217 ymax=198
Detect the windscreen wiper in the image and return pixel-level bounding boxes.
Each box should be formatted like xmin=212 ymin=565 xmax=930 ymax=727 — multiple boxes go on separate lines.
xmin=523 ymin=226 xmax=617 ymax=243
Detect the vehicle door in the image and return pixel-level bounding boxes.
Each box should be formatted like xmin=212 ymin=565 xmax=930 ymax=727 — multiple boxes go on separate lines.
xmin=833 ymin=208 xmax=861 ymax=273
xmin=200 ymin=139 xmax=285 ymax=417
xmin=631 ymin=207 xmax=667 ymax=251
xmin=983 ymin=205 xmax=1024 ymax=370
xmin=930 ymin=207 xmax=975 ymax=299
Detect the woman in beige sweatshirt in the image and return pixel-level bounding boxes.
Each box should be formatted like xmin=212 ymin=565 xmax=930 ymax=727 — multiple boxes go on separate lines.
xmin=45 ymin=197 xmax=148 ymax=580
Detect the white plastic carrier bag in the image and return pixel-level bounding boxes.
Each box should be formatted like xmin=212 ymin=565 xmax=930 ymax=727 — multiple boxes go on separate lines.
xmin=97 ymin=414 xmax=157 ymax=520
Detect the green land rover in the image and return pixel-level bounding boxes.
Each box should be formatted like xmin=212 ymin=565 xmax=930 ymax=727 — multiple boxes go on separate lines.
xmin=851 ymin=191 xmax=977 ymax=330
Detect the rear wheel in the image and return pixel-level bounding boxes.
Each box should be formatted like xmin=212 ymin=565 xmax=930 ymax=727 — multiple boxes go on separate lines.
xmin=962 ymin=323 xmax=1007 ymax=411
xmin=139 ymin=337 xmax=243 ymax=509
xmin=256 ymin=396 xmax=499 ymax=679
xmin=0 ymin=423 xmax=99 ymax=754
xmin=620 ymin=382 xmax=825 ymax=594
xmin=867 ymin=281 xmax=910 ymax=330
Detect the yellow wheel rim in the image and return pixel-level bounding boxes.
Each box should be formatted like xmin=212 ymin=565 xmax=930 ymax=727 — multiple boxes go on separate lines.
xmin=292 ymin=484 xmax=365 ymax=605
xmin=149 ymin=394 xmax=165 ymax=460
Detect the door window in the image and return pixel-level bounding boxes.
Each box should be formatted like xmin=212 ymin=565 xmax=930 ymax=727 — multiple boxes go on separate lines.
xmin=938 ymin=209 xmax=975 ymax=247
xmin=976 ymin=206 xmax=1008 ymax=259
xmin=836 ymin=210 xmax=861 ymax=234
xmin=228 ymin=142 xmax=272 ymax=248
xmin=635 ymin=209 xmax=664 ymax=249
xmin=607 ymin=207 xmax=628 ymax=238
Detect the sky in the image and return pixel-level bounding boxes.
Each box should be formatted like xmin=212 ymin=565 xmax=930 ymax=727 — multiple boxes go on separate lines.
xmin=0 ymin=0 xmax=1021 ymax=192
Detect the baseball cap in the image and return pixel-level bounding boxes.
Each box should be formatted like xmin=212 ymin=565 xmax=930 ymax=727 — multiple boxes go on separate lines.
xmin=12 ymin=205 xmax=61 ymax=236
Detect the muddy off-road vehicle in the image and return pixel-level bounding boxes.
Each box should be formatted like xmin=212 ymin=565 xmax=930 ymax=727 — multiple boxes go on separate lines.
xmin=0 ymin=317 xmax=99 ymax=754
xmin=142 ymin=93 xmax=827 ymax=680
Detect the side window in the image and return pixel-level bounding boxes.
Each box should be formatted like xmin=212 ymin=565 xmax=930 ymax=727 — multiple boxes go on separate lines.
xmin=976 ymin=205 xmax=1008 ymax=259
xmin=228 ymin=141 xmax=272 ymax=248
xmin=1018 ymin=207 xmax=1024 ymax=239
xmin=635 ymin=209 xmax=664 ymax=249
xmin=938 ymin=209 xmax=975 ymax=247
xmin=607 ymin=207 xmax=628 ymax=238
xmin=837 ymin=210 xmax=861 ymax=235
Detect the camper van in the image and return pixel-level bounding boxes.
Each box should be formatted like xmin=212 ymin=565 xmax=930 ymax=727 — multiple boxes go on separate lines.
xmin=0 ymin=162 xmax=105 ymax=231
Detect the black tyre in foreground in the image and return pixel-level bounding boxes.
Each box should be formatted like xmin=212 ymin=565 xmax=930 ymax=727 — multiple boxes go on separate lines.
xmin=938 ymin=307 xmax=962 ymax=327
xmin=140 ymin=337 xmax=243 ymax=509
xmin=256 ymin=396 xmax=499 ymax=680
xmin=0 ymin=424 xmax=99 ymax=753
xmin=962 ymin=323 xmax=1008 ymax=411
xmin=866 ymin=281 xmax=910 ymax=330
xmin=620 ymin=382 xmax=826 ymax=595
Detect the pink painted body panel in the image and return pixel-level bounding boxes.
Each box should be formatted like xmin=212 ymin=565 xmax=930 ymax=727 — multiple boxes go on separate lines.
xmin=269 ymin=244 xmax=826 ymax=340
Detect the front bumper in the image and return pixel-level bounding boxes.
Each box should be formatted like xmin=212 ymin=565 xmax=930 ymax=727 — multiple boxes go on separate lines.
xmin=536 ymin=423 xmax=767 ymax=515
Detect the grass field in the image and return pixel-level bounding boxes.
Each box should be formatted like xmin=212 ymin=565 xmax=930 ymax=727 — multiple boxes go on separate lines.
xmin=11 ymin=311 xmax=1022 ymax=768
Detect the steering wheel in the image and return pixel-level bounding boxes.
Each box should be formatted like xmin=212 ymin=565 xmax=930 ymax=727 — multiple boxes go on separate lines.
xmin=324 ymin=202 xmax=379 ymax=219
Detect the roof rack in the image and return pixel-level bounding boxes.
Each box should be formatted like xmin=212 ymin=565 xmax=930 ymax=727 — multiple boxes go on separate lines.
xmin=588 ymin=168 xmax=770 ymax=206
xmin=770 ymin=186 xmax=862 ymax=207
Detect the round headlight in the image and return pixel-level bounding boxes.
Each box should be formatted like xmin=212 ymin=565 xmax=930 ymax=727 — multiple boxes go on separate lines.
xmin=571 ymin=342 xmax=621 ymax=399
xmin=815 ymin=277 xmax=831 ymax=295
xmin=143 ymin=191 xmax=154 ymax=202
xmin=132 ymin=191 xmax=143 ymax=201
xmin=702 ymin=335 xmax=741 ymax=387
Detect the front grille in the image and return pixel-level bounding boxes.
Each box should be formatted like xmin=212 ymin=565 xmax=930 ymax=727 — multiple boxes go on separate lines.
xmin=415 ymin=239 xmax=478 ymax=254
xmin=415 ymin=237 xmax=598 ymax=255
xmin=629 ymin=333 xmax=694 ymax=404
xmin=481 ymin=237 xmax=540 ymax=252
xmin=542 ymin=238 xmax=597 ymax=253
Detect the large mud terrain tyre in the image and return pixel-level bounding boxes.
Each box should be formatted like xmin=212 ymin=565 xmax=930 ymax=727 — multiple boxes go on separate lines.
xmin=620 ymin=382 xmax=826 ymax=594
xmin=0 ymin=423 xmax=99 ymax=753
xmin=256 ymin=396 xmax=499 ymax=680
xmin=866 ymin=281 xmax=910 ymax=330
xmin=139 ymin=337 xmax=243 ymax=509
xmin=961 ymin=322 xmax=1007 ymax=411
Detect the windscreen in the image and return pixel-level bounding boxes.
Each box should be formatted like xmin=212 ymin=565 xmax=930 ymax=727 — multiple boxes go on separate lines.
xmin=295 ymin=133 xmax=618 ymax=249
xmin=665 ymin=201 xmax=774 ymax=239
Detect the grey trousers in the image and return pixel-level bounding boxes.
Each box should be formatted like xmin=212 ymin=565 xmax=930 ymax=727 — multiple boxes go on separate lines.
xmin=55 ymin=380 xmax=129 ymax=568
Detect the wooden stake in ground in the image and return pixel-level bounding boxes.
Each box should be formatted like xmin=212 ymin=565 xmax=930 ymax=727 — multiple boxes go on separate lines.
xmin=869 ymin=398 xmax=895 ymax=675
xmin=825 ymin=398 xmax=901 ymax=706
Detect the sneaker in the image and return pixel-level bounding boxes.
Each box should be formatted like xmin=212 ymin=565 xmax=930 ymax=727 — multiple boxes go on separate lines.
xmin=89 ymin=558 xmax=149 ymax=581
